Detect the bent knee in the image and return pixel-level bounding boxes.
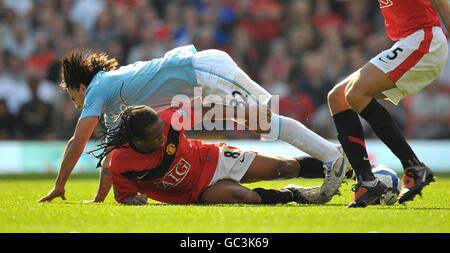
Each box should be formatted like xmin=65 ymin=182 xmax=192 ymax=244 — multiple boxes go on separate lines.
xmin=328 ymin=84 xmax=348 ymax=109
xmin=327 ymin=86 xmax=341 ymax=104
xmin=209 ymin=49 xmax=234 ymax=62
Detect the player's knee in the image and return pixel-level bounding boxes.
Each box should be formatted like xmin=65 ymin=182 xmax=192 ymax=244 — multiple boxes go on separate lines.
xmin=327 ymin=85 xmax=346 ymax=109
xmin=211 ymin=49 xmax=233 ymax=62
xmin=327 ymin=87 xmax=339 ymax=105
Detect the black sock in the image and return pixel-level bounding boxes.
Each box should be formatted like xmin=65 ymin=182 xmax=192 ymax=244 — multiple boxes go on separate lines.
xmin=295 ymin=156 xmax=355 ymax=179
xmin=296 ymin=156 xmax=325 ymax=178
xmin=359 ymin=99 xmax=419 ymax=169
xmin=333 ymin=109 xmax=374 ymax=181
xmin=252 ymin=188 xmax=294 ymax=204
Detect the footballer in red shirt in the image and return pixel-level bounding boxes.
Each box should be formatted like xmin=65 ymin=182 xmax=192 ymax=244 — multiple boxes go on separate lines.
xmin=94 ymin=104 xmax=340 ymax=205
xmin=328 ymin=0 xmax=450 ymax=207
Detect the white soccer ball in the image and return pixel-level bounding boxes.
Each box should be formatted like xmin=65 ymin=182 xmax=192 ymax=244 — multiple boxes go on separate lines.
xmin=372 ymin=164 xmax=402 ymax=205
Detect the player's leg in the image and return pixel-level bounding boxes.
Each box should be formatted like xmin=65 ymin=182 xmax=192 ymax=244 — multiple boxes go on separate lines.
xmin=246 ymin=155 xmax=338 ymax=204
xmin=343 ymin=63 xmax=424 ymax=205
xmin=364 ymin=28 xmax=447 ymax=204
xmin=199 ymin=179 xmax=320 ymax=205
xmin=328 ymin=65 xmax=389 ymax=208
xmin=192 ymin=49 xmax=349 ymax=198
xmin=354 ymin=27 xmax=446 ymax=204
xmin=267 ymin=113 xmax=344 ymax=164
xmin=192 ymin=49 xmax=341 ymax=162
xmin=198 ymin=179 xmax=263 ymax=204
xmin=209 ymin=146 xmax=307 ymax=184
xmin=240 ymin=154 xmax=324 ymax=182
xmin=268 ymin=113 xmax=350 ymax=199
xmin=241 ymin=153 xmax=352 ymax=182
xmin=241 ymin=154 xmax=332 ymax=204
xmin=204 ymin=145 xmax=328 ymax=204
xmin=198 ymin=150 xmax=293 ymax=205
xmin=329 ymin=27 xmax=447 ymax=206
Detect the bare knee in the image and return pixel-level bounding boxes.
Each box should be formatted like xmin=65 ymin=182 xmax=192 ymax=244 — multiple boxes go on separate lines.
xmin=328 ymin=84 xmax=349 ymax=113
xmin=327 ymin=85 xmax=341 ymax=106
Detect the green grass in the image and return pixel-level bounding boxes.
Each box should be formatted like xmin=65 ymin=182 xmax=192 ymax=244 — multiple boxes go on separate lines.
xmin=1 ymin=174 xmax=449 ymax=233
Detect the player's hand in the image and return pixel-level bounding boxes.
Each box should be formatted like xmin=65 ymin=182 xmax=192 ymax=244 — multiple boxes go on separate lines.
xmin=38 ymin=187 xmax=66 ymax=202
xmin=81 ymin=193 xmax=108 ymax=203
xmin=122 ymin=194 xmax=148 ymax=205
xmin=131 ymin=194 xmax=148 ymax=205
xmin=81 ymin=198 xmax=104 ymax=203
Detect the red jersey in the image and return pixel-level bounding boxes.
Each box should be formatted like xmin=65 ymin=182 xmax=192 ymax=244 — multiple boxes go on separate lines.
xmin=109 ymin=108 xmax=221 ymax=204
xmin=378 ymin=0 xmax=440 ymax=41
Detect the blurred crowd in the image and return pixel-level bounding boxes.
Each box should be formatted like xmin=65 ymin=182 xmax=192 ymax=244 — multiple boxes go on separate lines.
xmin=0 ymin=0 xmax=449 ymax=141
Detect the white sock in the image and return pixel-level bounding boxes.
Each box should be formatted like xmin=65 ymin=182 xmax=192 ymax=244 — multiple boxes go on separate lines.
xmin=264 ymin=114 xmax=341 ymax=163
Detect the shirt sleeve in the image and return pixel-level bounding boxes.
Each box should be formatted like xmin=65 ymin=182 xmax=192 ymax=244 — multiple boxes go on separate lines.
xmin=109 ymin=154 xmax=139 ymax=203
xmin=79 ymin=86 xmax=105 ymax=119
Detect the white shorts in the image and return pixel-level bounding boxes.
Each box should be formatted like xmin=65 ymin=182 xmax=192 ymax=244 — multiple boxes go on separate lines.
xmin=370 ymin=27 xmax=448 ymax=105
xmin=192 ymin=49 xmax=272 ymax=107
xmin=208 ymin=145 xmax=257 ymax=186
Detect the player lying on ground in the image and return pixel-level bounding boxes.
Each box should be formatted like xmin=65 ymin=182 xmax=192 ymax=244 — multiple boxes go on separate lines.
xmin=94 ymin=104 xmax=350 ymax=205
xmin=39 ymin=44 xmax=349 ymax=204
xmin=327 ymin=0 xmax=449 ymax=207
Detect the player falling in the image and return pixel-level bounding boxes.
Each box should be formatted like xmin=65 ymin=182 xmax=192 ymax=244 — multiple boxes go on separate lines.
xmin=97 ymin=104 xmax=338 ymax=205
xmin=39 ymin=45 xmax=350 ymax=203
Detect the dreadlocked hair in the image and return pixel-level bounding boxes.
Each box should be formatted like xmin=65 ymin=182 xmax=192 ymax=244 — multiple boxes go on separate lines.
xmin=60 ymin=49 xmax=119 ymax=91
xmin=87 ymin=105 xmax=160 ymax=168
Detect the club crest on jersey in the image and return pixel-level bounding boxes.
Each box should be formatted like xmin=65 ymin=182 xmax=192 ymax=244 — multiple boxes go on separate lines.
xmin=166 ymin=143 xmax=177 ymax=155
xmin=378 ymin=0 xmax=393 ymax=8
xmin=154 ymin=159 xmax=190 ymax=189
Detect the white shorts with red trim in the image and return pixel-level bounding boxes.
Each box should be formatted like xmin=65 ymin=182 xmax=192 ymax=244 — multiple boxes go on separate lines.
xmin=370 ymin=26 xmax=448 ymax=104
xmin=208 ymin=145 xmax=257 ymax=186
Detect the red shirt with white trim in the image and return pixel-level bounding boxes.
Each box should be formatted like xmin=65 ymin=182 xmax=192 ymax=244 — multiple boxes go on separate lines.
xmin=109 ymin=108 xmax=221 ymax=204
xmin=378 ymin=0 xmax=440 ymax=41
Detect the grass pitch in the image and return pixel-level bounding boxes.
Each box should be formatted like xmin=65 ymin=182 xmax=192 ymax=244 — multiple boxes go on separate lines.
xmin=0 ymin=174 xmax=449 ymax=233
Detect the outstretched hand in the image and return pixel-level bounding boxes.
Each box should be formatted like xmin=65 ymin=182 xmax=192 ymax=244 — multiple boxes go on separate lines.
xmin=38 ymin=187 xmax=66 ymax=202
xmin=81 ymin=198 xmax=104 ymax=203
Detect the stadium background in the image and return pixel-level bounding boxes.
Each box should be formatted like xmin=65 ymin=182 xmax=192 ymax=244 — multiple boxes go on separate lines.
xmin=0 ymin=0 xmax=449 ymax=173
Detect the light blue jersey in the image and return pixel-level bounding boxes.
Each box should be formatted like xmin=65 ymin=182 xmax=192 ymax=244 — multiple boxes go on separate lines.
xmin=80 ymin=45 xmax=198 ymax=130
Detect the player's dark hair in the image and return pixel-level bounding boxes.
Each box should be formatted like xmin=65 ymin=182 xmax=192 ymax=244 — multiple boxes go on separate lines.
xmin=88 ymin=105 xmax=160 ymax=168
xmin=60 ymin=49 xmax=119 ymax=91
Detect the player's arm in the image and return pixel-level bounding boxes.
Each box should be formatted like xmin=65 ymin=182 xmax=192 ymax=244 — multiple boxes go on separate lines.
xmin=38 ymin=116 xmax=99 ymax=202
xmin=109 ymin=160 xmax=143 ymax=205
xmin=96 ymin=155 xmax=113 ymax=201
xmin=431 ymin=0 xmax=450 ymax=31
xmin=81 ymin=152 xmax=113 ymax=203
xmin=93 ymin=156 xmax=113 ymax=202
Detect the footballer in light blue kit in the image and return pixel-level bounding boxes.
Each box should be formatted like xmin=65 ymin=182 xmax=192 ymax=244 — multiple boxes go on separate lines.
xmin=39 ymin=44 xmax=349 ymax=203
